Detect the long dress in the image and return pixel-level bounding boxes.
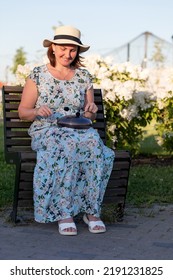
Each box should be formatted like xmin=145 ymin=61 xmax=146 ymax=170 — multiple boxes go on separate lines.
xmin=28 ymin=65 xmax=115 ymax=223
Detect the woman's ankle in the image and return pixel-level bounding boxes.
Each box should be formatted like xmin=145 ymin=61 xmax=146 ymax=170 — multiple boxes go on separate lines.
xmin=59 ymin=217 xmax=74 ymax=224
xmin=87 ymin=214 xmax=101 ymax=221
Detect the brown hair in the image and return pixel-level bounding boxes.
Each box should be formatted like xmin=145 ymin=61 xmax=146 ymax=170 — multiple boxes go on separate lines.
xmin=47 ymin=45 xmax=85 ymax=68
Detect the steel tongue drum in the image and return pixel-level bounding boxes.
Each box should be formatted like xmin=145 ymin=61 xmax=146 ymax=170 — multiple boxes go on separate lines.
xmin=57 ymin=107 xmax=93 ymax=129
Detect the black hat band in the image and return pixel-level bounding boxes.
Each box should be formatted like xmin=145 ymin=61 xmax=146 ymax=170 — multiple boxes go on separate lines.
xmin=53 ymin=35 xmax=82 ymax=45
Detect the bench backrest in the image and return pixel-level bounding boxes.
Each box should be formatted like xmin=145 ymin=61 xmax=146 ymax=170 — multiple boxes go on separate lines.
xmin=2 ymin=86 xmax=106 ymax=163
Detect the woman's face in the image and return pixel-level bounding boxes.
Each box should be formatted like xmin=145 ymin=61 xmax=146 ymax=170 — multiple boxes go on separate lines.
xmin=53 ymin=44 xmax=78 ymax=66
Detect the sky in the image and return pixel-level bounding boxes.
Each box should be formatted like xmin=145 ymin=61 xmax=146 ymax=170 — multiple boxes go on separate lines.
xmin=1 ymin=0 xmax=173 ymax=82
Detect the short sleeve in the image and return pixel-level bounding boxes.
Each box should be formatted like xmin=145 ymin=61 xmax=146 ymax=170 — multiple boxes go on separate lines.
xmin=87 ymin=71 xmax=93 ymax=90
xmin=80 ymin=68 xmax=93 ymax=90
xmin=28 ymin=66 xmax=40 ymax=85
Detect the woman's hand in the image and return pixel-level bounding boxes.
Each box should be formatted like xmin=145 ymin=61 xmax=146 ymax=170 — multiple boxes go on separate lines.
xmin=84 ymin=102 xmax=98 ymax=120
xmin=35 ymin=105 xmax=52 ymax=117
xmin=18 ymin=79 xmax=52 ymax=121
xmin=84 ymin=102 xmax=98 ymax=114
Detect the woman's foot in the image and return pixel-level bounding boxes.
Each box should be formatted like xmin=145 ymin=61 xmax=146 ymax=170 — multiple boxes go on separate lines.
xmin=83 ymin=214 xmax=106 ymax=233
xmin=58 ymin=218 xmax=77 ymax=236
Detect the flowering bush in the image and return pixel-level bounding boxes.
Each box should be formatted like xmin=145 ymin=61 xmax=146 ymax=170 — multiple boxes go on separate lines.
xmin=85 ymin=55 xmax=157 ymax=152
xmin=15 ymin=64 xmax=34 ymax=86
xmin=15 ymin=56 xmax=48 ymax=86
xmin=16 ymin=63 xmax=41 ymax=86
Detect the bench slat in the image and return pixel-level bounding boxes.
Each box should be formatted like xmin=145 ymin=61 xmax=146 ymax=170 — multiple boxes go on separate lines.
xmin=6 ymin=139 xmax=31 ymax=146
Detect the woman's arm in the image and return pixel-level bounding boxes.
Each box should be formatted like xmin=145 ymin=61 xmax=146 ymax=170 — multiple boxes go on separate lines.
xmin=83 ymin=87 xmax=98 ymax=121
xmin=18 ymin=79 xmax=52 ymax=121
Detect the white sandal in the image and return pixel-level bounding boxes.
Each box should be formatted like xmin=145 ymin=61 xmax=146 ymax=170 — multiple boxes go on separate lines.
xmin=58 ymin=222 xmax=77 ymax=236
xmin=83 ymin=214 xmax=106 ymax=234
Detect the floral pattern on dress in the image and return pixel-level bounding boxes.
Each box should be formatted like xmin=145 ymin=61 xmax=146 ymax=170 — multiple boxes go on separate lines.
xmin=28 ymin=65 xmax=115 ymax=223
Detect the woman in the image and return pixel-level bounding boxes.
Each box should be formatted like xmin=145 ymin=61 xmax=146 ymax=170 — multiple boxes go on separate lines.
xmin=18 ymin=25 xmax=115 ymax=235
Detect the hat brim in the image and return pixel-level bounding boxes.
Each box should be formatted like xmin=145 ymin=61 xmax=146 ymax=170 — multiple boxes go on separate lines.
xmin=43 ymin=39 xmax=90 ymax=53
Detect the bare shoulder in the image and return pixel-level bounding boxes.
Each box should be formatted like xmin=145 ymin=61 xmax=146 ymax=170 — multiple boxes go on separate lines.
xmin=23 ymin=78 xmax=37 ymax=94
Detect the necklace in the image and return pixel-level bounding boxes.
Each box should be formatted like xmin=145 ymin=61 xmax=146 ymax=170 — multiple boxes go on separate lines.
xmin=55 ymin=67 xmax=72 ymax=80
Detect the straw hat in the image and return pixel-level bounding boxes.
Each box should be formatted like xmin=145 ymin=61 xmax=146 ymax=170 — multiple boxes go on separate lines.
xmin=43 ymin=25 xmax=90 ymax=53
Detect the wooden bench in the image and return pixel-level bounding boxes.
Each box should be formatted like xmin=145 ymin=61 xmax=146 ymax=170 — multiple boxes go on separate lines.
xmin=2 ymin=85 xmax=131 ymax=223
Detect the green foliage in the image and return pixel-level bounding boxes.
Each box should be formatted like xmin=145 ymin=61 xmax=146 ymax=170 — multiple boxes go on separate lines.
xmin=11 ymin=47 xmax=27 ymax=74
xmin=155 ymin=92 xmax=173 ymax=153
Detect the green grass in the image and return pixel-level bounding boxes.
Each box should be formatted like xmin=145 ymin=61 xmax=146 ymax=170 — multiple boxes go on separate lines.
xmin=0 ymin=123 xmax=15 ymax=208
xmin=127 ymin=165 xmax=173 ymax=206
xmin=128 ymin=122 xmax=173 ymax=206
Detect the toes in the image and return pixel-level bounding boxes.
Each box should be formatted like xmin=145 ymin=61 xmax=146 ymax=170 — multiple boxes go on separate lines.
xmin=93 ymin=225 xmax=105 ymax=230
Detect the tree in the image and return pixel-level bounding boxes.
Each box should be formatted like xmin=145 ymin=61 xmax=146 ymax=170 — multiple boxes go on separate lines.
xmin=11 ymin=47 xmax=27 ymax=74
xmin=150 ymin=41 xmax=165 ymax=68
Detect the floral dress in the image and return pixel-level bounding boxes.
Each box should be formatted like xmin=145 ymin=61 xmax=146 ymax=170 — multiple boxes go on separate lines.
xmin=28 ymin=65 xmax=115 ymax=223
